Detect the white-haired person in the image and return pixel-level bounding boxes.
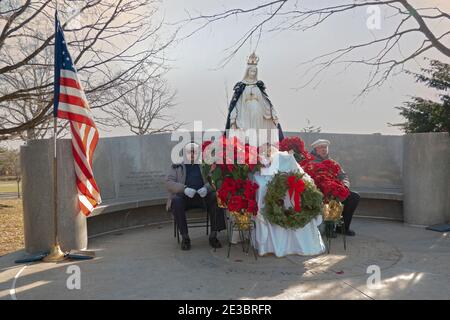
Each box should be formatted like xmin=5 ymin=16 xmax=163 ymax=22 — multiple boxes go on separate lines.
xmin=165 ymin=142 xmax=226 ymax=250
xmin=310 ymin=139 xmax=360 ymax=236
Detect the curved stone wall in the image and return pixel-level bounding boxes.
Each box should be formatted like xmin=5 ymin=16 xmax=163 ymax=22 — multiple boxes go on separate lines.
xmin=20 ymin=132 xmax=449 ymax=253
xmin=289 ymin=132 xmax=403 ymax=192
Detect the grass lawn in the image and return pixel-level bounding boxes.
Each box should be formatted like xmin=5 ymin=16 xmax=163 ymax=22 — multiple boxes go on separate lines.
xmin=0 ymin=199 xmax=24 ymax=256
xmin=0 ymin=181 xmax=21 ymax=193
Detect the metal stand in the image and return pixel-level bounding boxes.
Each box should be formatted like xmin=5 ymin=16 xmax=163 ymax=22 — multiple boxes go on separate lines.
xmin=227 ymin=218 xmax=258 ymax=260
xmin=324 ymin=219 xmax=346 ymax=254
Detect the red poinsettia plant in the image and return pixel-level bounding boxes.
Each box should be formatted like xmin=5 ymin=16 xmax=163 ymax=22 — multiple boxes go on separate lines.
xmin=279 ymin=136 xmax=314 ymax=165
xmin=200 ymin=136 xmax=260 ymax=215
xmin=217 ymin=136 xmax=260 ymax=174
xmin=278 ymin=136 xmax=350 ymax=204
xmin=302 ymin=159 xmax=350 ymax=203
xmin=201 ymin=136 xmax=260 ymax=190
xmin=217 ymin=177 xmax=259 ymax=215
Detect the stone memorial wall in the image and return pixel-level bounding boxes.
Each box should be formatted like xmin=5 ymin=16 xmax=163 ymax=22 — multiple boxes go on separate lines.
xmin=92 ymin=134 xmax=176 ymax=203
xmin=20 ymin=132 xmax=449 ymax=253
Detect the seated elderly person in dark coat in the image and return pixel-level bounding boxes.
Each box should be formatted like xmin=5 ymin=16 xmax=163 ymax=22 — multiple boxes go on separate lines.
xmin=165 ymin=142 xmax=226 ymax=250
xmin=310 ymin=139 xmax=360 ymax=236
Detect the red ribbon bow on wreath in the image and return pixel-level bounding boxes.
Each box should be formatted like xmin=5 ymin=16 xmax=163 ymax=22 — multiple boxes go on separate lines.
xmin=287 ymin=176 xmax=306 ymax=212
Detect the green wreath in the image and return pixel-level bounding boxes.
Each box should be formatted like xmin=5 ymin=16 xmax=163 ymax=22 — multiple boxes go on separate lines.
xmin=264 ymin=171 xmax=323 ymax=229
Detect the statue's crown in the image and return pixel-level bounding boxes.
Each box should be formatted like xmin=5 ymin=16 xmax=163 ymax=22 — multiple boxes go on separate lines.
xmin=247 ymin=52 xmax=259 ymax=65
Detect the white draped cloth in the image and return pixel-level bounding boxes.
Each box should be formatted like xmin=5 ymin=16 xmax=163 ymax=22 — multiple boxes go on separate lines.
xmin=252 ymin=151 xmax=325 ymax=257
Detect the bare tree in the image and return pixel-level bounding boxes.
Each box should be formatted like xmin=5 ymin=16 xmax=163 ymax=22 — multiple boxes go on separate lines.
xmin=301 ymin=119 xmax=321 ymax=133
xmin=180 ymin=0 xmax=450 ymax=95
xmin=103 ymin=72 xmax=182 ymax=135
xmin=0 ymin=41 xmax=69 ymax=140
xmin=0 ymin=0 xmax=176 ymax=140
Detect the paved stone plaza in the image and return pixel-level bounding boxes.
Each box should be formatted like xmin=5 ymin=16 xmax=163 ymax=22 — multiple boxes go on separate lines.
xmin=1 ymin=217 xmax=449 ymax=300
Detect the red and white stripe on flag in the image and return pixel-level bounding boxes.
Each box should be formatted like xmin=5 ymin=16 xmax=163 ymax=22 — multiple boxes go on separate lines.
xmin=57 ymin=69 xmax=102 ymax=216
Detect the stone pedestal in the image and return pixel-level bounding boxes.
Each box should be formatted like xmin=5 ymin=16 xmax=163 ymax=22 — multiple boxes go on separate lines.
xmin=21 ymin=139 xmax=87 ymax=254
xmin=403 ymin=133 xmax=450 ymax=226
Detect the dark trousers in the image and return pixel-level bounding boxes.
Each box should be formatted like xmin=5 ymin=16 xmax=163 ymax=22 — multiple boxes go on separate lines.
xmin=171 ymin=192 xmax=226 ymax=236
xmin=341 ymin=191 xmax=360 ymax=230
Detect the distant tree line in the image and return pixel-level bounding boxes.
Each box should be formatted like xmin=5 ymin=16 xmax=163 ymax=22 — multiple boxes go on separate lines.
xmin=0 ymin=147 xmax=19 ymax=177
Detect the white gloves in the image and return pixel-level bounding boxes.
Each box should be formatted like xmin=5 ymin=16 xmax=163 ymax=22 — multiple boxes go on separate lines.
xmin=184 ymin=187 xmax=196 ymax=198
xmin=197 ymin=186 xmax=208 ymax=198
xmin=184 ymin=186 xmax=208 ymax=198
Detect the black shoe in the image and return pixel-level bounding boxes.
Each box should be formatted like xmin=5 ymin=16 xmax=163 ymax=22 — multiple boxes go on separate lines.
xmin=209 ymin=237 xmax=222 ymax=249
xmin=181 ymin=238 xmax=191 ymax=250
xmin=345 ymin=229 xmax=356 ymax=236
xmin=336 ymin=225 xmax=356 ymax=236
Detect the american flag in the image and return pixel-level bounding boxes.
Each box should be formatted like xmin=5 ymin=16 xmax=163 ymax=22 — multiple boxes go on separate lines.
xmin=53 ymin=12 xmax=101 ymax=216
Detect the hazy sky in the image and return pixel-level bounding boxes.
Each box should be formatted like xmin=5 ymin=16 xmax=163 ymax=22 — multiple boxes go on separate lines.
xmin=3 ymin=0 xmax=449 ymax=150
xmin=122 ymin=0 xmax=449 ymax=137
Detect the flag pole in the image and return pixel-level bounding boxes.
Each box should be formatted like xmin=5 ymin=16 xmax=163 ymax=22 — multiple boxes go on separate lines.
xmin=14 ymin=2 xmax=95 ymax=264
xmin=43 ymin=117 xmax=66 ymax=262
xmin=43 ymin=4 xmax=66 ymax=262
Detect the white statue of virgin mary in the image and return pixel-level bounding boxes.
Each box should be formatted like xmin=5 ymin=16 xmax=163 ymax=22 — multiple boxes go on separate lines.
xmin=225 ymin=53 xmax=284 ymax=141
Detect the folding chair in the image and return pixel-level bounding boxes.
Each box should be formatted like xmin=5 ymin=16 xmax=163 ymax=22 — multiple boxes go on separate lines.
xmin=173 ymin=198 xmax=209 ymax=243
